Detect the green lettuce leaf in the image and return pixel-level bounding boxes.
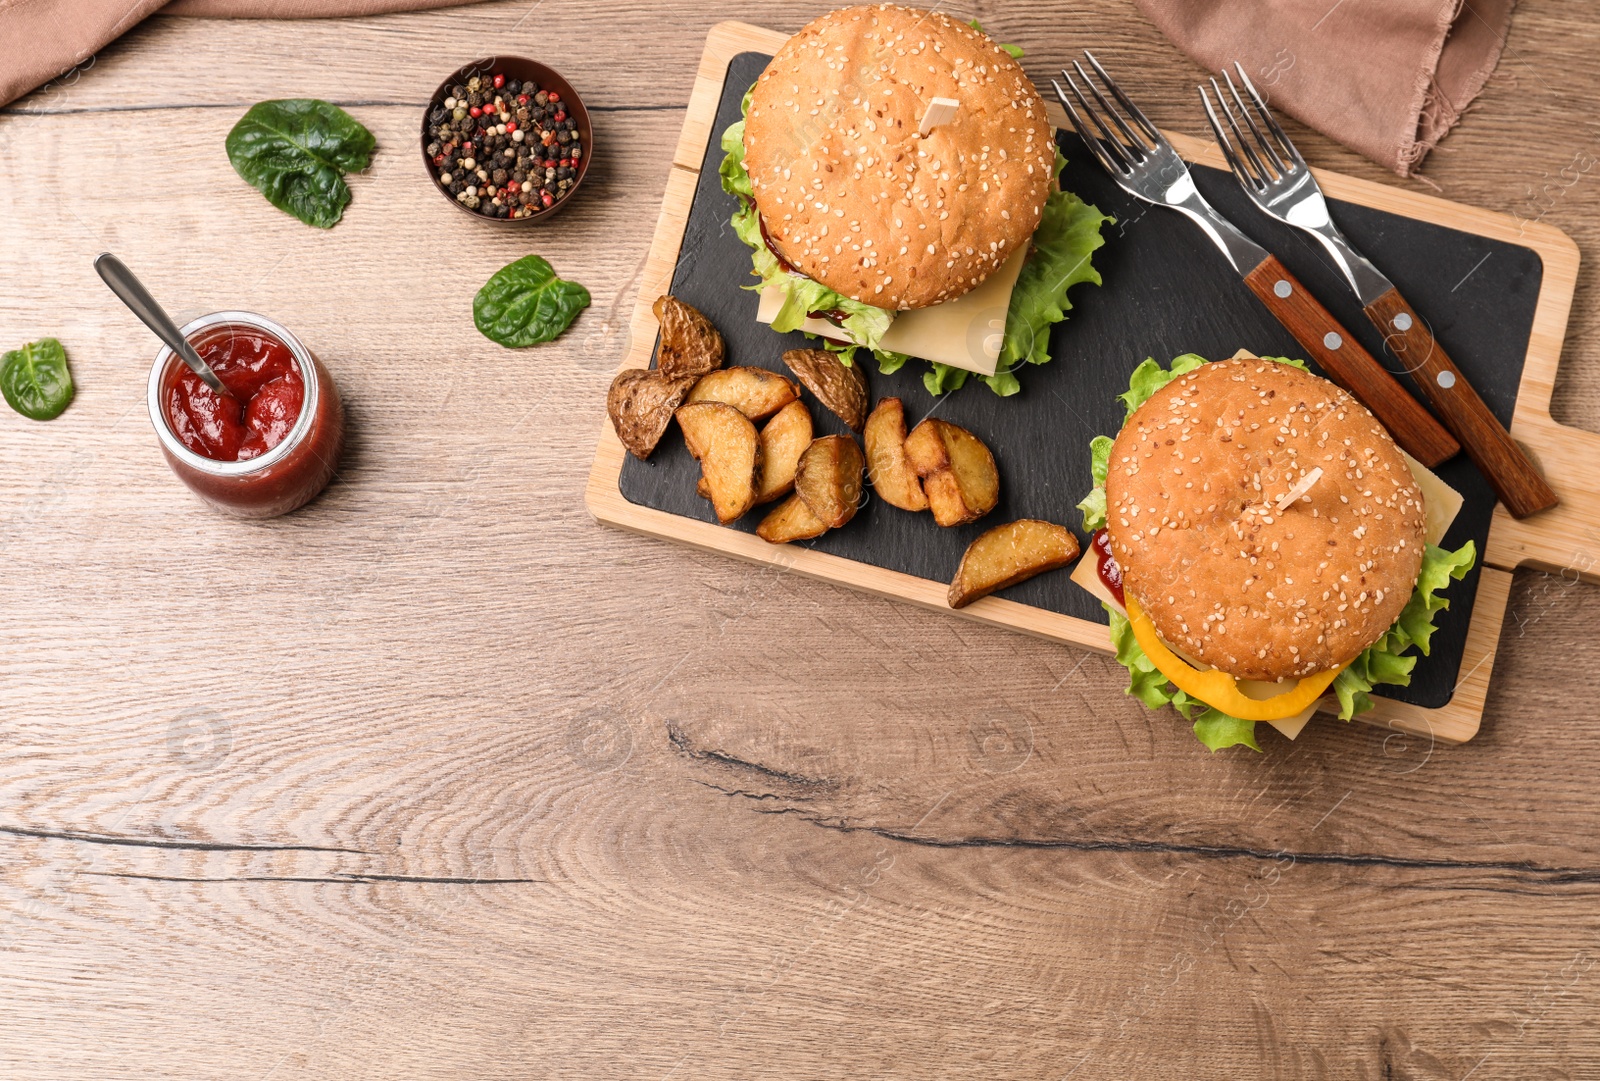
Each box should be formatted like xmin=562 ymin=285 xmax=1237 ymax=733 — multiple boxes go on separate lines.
xmin=1079 ymin=353 xmax=1477 ymax=752
xmin=1076 ymin=434 xmax=1114 ymax=531
xmin=1105 ymin=604 xmax=1261 ymax=751
xmin=720 ymin=87 xmax=1110 ymax=395
xmin=1332 ymin=540 xmax=1476 ymax=717
xmin=987 ymin=151 xmax=1112 ymax=395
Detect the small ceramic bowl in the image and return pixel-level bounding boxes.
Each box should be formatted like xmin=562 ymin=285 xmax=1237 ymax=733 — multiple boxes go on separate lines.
xmin=421 ymin=56 xmax=593 ymax=225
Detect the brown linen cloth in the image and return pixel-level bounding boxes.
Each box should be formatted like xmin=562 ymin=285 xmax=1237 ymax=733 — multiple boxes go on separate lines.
xmin=0 ymin=0 xmax=481 ymax=109
xmin=1132 ymin=0 xmax=1517 ymax=176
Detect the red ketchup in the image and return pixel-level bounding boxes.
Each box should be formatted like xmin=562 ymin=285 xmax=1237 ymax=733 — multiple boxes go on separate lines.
xmin=163 ymin=327 xmax=304 ymax=461
xmin=148 ymin=313 xmax=343 ymax=519
xmin=1091 ymin=528 xmax=1125 ymax=606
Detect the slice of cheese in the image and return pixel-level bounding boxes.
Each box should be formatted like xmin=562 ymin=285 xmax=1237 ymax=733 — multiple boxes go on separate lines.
xmin=1402 ymin=449 xmax=1463 ymax=546
xmin=755 ymin=249 xmax=1029 ymax=378
xmin=877 ymin=249 xmax=1029 ymax=376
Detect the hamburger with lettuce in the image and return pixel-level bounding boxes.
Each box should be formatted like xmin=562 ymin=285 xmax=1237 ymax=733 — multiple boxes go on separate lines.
xmin=1073 ymin=352 xmax=1476 ymax=751
xmin=719 ymin=4 xmax=1112 ymax=396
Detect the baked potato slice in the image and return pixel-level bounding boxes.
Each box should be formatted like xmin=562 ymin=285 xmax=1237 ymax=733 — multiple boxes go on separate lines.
xmin=948 ymin=519 xmax=1081 ymax=608
xmin=686 ymin=366 xmax=799 ymax=422
xmin=782 ymin=348 xmax=868 ymax=431
xmin=699 ymin=400 xmax=814 ymax=503
xmin=863 ymin=397 xmax=928 ymax=512
xmin=676 ymin=401 xmax=761 ymax=523
xmin=653 ymin=295 xmax=724 ymax=380
xmin=755 ymin=400 xmax=814 ymax=504
xmin=904 ymin=418 xmax=1000 ymax=527
xmin=794 ymin=434 xmax=865 ymax=529
xmin=607 ymin=368 xmax=699 ymax=460
xmin=756 ymin=492 xmax=830 ymax=544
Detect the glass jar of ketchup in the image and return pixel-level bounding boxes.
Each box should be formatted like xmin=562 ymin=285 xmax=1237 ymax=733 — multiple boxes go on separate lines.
xmin=146 ymin=311 xmax=344 ymax=518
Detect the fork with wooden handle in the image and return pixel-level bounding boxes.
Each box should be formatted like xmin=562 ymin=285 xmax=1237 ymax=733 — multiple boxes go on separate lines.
xmin=1052 ymin=53 xmax=1460 ymax=469
xmin=1201 ymin=63 xmax=1559 ymax=519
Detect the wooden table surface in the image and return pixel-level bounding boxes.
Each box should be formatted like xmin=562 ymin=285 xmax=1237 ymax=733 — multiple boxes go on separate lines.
xmin=3 ymin=1 xmax=1599 ymax=1076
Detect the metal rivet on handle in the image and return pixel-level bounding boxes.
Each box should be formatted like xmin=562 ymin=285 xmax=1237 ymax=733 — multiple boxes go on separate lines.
xmin=1436 ymin=370 xmax=1456 ymax=388
xmin=1392 ymin=312 xmax=1413 ymax=331
xmin=1323 ymin=331 xmax=1342 ymax=350
xmin=1274 ymin=280 xmax=1292 ymax=298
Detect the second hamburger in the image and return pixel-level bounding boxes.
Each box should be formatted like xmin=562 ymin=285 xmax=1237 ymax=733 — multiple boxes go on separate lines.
xmin=1074 ymin=353 xmax=1477 ymax=751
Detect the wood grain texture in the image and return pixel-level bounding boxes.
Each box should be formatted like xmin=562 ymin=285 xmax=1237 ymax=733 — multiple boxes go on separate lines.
xmin=1365 ymin=286 xmax=1560 ymax=518
xmin=4 ymin=1 xmax=1600 ymax=1077
xmin=1241 ymin=254 xmax=1460 ymax=465
xmin=587 ymin=21 xmax=1575 ymax=746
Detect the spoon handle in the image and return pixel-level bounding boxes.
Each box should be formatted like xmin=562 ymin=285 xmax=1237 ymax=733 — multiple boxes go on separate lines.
xmin=94 ymin=253 xmax=230 ymax=396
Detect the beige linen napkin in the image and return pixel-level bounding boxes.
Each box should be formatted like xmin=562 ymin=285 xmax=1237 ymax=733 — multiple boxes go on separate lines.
xmin=1132 ymin=0 xmax=1517 ymax=176
xmin=0 ymin=0 xmax=482 ymax=109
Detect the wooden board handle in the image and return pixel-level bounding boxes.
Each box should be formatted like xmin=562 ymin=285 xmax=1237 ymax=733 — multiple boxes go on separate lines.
xmin=1487 ymin=419 xmax=1600 ymax=583
xmin=1364 ymin=287 xmax=1559 ymax=519
xmin=1243 ymin=255 xmax=1460 ymax=467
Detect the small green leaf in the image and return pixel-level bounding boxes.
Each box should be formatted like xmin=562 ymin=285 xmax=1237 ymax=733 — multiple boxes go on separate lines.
xmin=226 ymin=99 xmax=375 ymax=228
xmin=473 ymin=255 xmax=591 ymax=347
xmin=1 ymin=338 xmax=74 ymax=420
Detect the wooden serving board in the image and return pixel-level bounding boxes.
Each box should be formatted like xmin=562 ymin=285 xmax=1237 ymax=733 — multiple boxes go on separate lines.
xmin=587 ymin=21 xmax=1596 ymax=745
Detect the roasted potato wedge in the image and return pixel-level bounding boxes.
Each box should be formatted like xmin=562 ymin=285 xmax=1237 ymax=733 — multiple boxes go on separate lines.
xmin=676 ymin=402 xmax=761 ymax=523
xmin=756 ymin=492 xmax=830 ymax=544
xmin=686 ymin=366 xmax=799 ymax=422
xmin=782 ymin=348 xmax=868 ymax=431
xmin=653 ymin=295 xmax=724 ymax=380
xmin=904 ymin=418 xmax=999 ymax=527
xmin=863 ymin=397 xmax=928 ymax=512
xmin=794 ymin=435 xmax=865 ymax=529
xmin=948 ymin=519 xmax=1081 ymax=608
xmin=607 ymin=367 xmax=699 ymax=460
xmin=755 ymin=400 xmax=814 ymax=504
xmin=698 ymin=400 xmax=812 ymax=502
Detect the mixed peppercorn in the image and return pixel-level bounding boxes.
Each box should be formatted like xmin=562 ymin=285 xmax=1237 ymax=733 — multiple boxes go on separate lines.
xmin=426 ymin=71 xmax=583 ymax=220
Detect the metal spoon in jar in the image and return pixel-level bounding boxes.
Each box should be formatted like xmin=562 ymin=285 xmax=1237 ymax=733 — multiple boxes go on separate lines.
xmin=94 ymin=252 xmax=231 ymax=397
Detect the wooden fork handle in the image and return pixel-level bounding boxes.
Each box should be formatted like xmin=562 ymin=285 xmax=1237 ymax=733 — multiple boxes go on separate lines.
xmin=1242 ymin=255 xmax=1460 ymax=468
xmin=1364 ymin=287 xmax=1559 ymax=519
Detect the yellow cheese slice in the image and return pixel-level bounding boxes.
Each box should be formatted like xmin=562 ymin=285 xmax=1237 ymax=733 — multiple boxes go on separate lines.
xmin=1402 ymin=449 xmax=1463 ymax=546
xmin=877 ymin=249 xmax=1029 ymax=376
xmin=756 ymin=251 xmax=1029 ymax=378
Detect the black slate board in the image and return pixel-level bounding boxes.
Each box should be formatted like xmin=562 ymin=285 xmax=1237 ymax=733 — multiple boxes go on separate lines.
xmin=620 ymin=51 xmax=1543 ymax=710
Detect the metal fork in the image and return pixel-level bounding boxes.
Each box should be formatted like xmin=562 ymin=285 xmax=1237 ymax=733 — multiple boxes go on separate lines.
xmin=1050 ymin=54 xmax=1458 ymax=467
xmin=1201 ymin=64 xmax=1557 ymax=518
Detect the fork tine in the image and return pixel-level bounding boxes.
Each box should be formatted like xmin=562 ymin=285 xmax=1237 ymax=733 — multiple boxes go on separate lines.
xmin=1057 ymin=71 xmax=1134 ymax=172
xmin=1222 ymin=69 xmax=1287 ymax=175
xmin=1209 ymin=76 xmax=1274 ymax=185
xmin=1081 ymin=50 xmax=1161 ymax=145
xmin=1233 ymin=62 xmax=1305 ymax=169
xmin=1198 ymin=84 xmax=1261 ymax=192
xmin=1051 ymin=77 xmax=1126 ymax=176
xmin=1071 ymin=59 xmax=1147 ymax=162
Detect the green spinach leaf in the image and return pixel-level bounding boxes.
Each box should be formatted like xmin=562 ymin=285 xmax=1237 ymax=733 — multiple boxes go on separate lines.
xmin=226 ymin=99 xmax=376 ymax=228
xmin=1 ymin=338 xmax=74 ymax=420
xmin=473 ymin=255 xmax=591 ymax=347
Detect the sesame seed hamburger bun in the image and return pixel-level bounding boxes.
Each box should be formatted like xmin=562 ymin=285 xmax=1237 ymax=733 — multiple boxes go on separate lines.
xmin=742 ymin=4 xmax=1054 ymax=311
xmin=1106 ymin=358 xmax=1426 ymax=683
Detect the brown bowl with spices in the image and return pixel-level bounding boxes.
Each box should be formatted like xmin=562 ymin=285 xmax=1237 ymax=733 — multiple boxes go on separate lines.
xmin=421 ymin=56 xmax=592 ymax=224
